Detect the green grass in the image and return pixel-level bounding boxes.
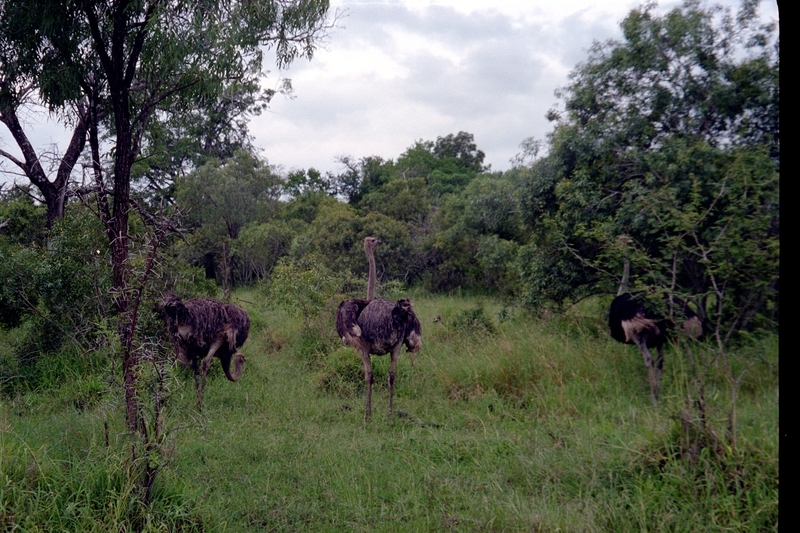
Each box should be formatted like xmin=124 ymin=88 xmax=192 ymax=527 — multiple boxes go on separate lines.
xmin=0 ymin=291 xmax=779 ymax=531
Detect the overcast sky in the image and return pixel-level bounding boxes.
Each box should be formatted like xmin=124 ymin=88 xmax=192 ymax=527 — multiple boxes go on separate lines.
xmin=0 ymin=0 xmax=779 ymax=184
xmin=250 ymin=0 xmax=778 ymax=175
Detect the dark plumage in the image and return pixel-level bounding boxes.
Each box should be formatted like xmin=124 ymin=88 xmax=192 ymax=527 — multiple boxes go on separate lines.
xmin=335 ymin=237 xmax=422 ymax=422
xmin=160 ymin=295 xmax=250 ymax=407
xmin=609 ymin=241 xmax=701 ymax=403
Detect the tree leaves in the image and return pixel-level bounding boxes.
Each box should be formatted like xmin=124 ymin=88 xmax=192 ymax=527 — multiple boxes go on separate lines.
xmin=516 ymin=0 xmax=779 ymax=334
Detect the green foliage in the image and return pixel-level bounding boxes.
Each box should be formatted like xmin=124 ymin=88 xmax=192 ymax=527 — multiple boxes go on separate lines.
xmin=425 ymin=171 xmax=525 ymax=293
xmin=268 ymin=255 xmax=342 ymax=334
xmin=396 ymin=131 xmax=487 ymax=179
xmin=476 ymin=235 xmax=520 ymax=295
xmin=0 ymin=186 xmax=47 ymax=245
xmin=0 ymin=206 xmax=111 ymax=389
xmin=294 ymin=204 xmax=417 ymax=284
xmin=449 ymin=304 xmax=497 ymax=336
xmin=424 ymin=169 xmax=472 ymax=204
xmin=0 ymin=292 xmax=778 ymax=531
xmin=333 ymin=132 xmax=485 ymax=211
xmin=431 ymin=131 xmax=487 ymax=174
xmin=232 ymin=220 xmax=294 ymax=284
xmin=283 ymin=191 xmax=339 ymax=225
xmin=178 ymin=150 xmax=283 ymax=240
xmin=177 ymin=149 xmax=285 ymax=286
xmin=360 ymin=176 xmax=429 ymax=223
xmin=283 ymin=167 xmax=333 ymax=198
xmin=517 ymin=0 xmax=779 ymax=327
xmin=359 ymin=213 xmax=417 ymax=282
xmin=297 ymin=202 xmax=361 ymax=273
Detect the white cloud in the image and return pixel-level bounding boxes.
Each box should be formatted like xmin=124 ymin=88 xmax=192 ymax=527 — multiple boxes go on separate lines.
xmin=1 ymin=1 xmax=779 ymax=183
xmin=248 ymin=0 xmax=778 ymax=174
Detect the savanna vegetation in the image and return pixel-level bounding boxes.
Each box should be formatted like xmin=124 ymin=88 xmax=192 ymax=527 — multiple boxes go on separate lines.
xmin=1 ymin=0 xmax=778 ymax=531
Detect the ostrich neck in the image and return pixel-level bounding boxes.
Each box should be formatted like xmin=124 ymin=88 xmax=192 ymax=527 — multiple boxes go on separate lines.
xmin=222 ymin=353 xmax=245 ymax=382
xmin=367 ymin=249 xmax=376 ymax=300
xmin=618 ymin=258 xmax=630 ymax=296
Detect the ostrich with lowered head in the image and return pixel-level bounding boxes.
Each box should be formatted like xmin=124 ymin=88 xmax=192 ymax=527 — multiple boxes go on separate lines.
xmin=160 ymin=295 xmax=250 ymax=408
xmin=336 ymin=237 xmax=422 ymax=423
xmin=608 ymin=237 xmax=701 ymax=403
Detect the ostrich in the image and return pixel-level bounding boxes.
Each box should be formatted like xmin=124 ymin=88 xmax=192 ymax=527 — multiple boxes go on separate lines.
xmin=335 ymin=237 xmax=422 ymax=423
xmin=608 ymin=237 xmax=701 ymax=403
xmin=160 ymin=295 xmax=250 ymax=408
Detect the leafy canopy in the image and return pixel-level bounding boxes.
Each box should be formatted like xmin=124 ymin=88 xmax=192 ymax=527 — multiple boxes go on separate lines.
xmin=517 ymin=0 xmax=778 ymax=341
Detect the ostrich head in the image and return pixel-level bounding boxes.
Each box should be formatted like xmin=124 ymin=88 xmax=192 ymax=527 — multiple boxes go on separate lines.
xmin=221 ymin=352 xmax=246 ymax=382
xmin=394 ymin=298 xmax=422 ymax=353
xmin=395 ymin=297 xmax=413 ymax=312
xmin=158 ymin=294 xmax=189 ymax=325
xmin=364 ymin=236 xmax=381 ymax=255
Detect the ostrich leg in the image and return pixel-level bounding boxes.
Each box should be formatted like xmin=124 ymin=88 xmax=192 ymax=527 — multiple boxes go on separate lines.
xmin=197 ymin=337 xmax=225 ymax=408
xmin=175 ymin=343 xmax=191 ymax=366
xmin=635 ymin=339 xmax=660 ymax=404
xmin=654 ymin=345 xmax=665 ymax=400
xmin=360 ymin=350 xmax=374 ymax=422
xmin=387 ymin=344 xmax=402 ymax=423
xmin=191 ymin=358 xmax=201 ymax=402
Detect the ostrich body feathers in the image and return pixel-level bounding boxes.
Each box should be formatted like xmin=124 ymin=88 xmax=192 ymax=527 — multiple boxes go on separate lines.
xmin=608 ymin=291 xmax=700 ymax=403
xmin=336 ymin=297 xmax=422 ymax=356
xmin=609 ymin=293 xmax=699 ymax=348
xmin=160 ymin=295 xmax=250 ymax=406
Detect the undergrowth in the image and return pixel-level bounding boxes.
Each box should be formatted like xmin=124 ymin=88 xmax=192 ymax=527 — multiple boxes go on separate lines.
xmin=0 ymin=291 xmax=779 ymax=531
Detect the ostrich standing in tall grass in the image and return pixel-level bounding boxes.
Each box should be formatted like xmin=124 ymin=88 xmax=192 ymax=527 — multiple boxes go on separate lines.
xmin=160 ymin=295 xmax=250 ymax=408
xmin=336 ymin=237 xmax=422 ymax=422
xmin=608 ymin=237 xmax=701 ymax=403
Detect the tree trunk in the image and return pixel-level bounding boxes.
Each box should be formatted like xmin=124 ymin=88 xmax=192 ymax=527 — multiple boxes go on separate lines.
xmin=0 ymin=101 xmax=88 ymax=227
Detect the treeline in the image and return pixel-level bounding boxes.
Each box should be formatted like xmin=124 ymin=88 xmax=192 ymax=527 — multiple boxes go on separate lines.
xmin=170 ymin=131 xmax=525 ymax=295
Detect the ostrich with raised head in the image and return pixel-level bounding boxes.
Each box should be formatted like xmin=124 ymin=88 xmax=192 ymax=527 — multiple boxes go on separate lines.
xmin=160 ymin=295 xmax=250 ymax=408
xmin=336 ymin=237 xmax=422 ymax=423
xmin=608 ymin=237 xmax=701 ymax=403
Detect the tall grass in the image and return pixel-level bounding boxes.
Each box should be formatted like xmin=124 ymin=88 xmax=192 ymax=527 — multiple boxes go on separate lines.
xmin=1 ymin=291 xmax=778 ymax=531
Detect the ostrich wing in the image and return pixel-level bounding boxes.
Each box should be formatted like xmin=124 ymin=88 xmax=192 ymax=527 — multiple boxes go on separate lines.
xmin=336 ymin=299 xmax=369 ymax=340
xmin=223 ymin=303 xmax=251 ymax=350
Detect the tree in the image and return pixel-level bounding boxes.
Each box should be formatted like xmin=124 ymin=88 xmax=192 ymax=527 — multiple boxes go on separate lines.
xmin=177 ymin=149 xmax=284 ymax=289
xmin=131 ymin=81 xmax=269 ymax=207
xmin=0 ymin=0 xmax=333 ymax=435
xmin=518 ymin=0 xmax=778 ymax=310
xmin=425 ymin=172 xmax=525 ymax=293
xmin=232 ymin=219 xmax=294 ymax=283
xmin=284 ymin=167 xmax=334 ymax=198
xmin=431 ymin=131 xmax=487 ymax=174
xmin=0 ymin=81 xmax=89 ymax=227
xmin=269 ymin=254 xmax=341 ymax=334
xmin=179 ymin=150 xmax=282 ymax=240
xmin=334 ymin=132 xmax=487 ymax=208
xmin=360 ymin=176 xmax=429 ymax=223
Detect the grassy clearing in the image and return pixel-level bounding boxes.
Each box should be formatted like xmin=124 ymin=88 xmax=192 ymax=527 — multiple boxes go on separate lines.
xmin=1 ymin=291 xmax=778 ymax=531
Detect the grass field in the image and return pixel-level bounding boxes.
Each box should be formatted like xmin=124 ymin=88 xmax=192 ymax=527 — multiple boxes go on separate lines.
xmin=0 ymin=290 xmax=779 ymax=531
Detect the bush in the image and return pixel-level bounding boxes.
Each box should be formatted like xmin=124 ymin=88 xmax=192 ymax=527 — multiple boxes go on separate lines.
xmin=450 ymin=304 xmax=497 ymax=336
xmin=0 ymin=207 xmax=112 ymax=391
xmin=314 ymin=346 xmax=366 ymax=397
